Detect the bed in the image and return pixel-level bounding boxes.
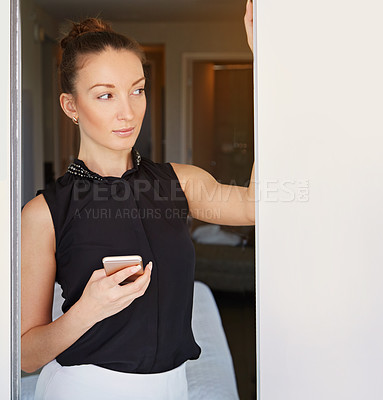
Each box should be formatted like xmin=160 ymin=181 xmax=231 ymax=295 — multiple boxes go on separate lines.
xmin=21 ymin=281 xmax=239 ymax=399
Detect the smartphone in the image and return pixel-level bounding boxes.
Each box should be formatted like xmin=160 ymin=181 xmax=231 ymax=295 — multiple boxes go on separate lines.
xmin=102 ymin=255 xmax=144 ymax=285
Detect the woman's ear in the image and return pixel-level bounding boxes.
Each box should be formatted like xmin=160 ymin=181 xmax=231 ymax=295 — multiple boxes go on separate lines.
xmin=60 ymin=93 xmax=78 ymax=120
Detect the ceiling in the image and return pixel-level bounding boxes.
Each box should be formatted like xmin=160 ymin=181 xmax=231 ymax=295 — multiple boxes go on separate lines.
xmin=33 ymin=0 xmax=245 ymax=23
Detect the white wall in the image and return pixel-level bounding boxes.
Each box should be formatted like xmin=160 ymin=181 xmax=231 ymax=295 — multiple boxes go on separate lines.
xmin=111 ymin=20 xmax=251 ymax=163
xmin=256 ymin=1 xmax=383 ymax=399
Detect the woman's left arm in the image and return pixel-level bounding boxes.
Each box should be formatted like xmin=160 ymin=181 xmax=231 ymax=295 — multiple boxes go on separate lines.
xmin=170 ymin=2 xmax=255 ymax=226
xmin=171 ymin=163 xmax=255 ymax=226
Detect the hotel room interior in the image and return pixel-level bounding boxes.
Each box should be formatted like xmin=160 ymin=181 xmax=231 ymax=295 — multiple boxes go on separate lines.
xmin=20 ymin=0 xmax=255 ymax=398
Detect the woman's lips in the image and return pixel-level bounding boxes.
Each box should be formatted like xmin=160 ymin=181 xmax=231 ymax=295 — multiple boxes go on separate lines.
xmin=112 ymin=127 xmax=135 ymax=137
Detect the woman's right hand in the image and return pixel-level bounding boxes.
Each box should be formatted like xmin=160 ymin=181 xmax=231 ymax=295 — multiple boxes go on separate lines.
xmin=77 ymin=261 xmax=153 ymax=325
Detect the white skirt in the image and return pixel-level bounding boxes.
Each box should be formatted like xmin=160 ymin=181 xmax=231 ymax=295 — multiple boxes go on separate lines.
xmin=34 ymin=359 xmax=189 ymax=400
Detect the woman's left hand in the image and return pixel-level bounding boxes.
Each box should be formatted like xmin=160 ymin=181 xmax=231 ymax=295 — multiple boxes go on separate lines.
xmin=244 ymin=0 xmax=253 ymax=53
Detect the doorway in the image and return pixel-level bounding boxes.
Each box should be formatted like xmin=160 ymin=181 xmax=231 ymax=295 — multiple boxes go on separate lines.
xmin=192 ymin=60 xmax=253 ymax=183
xmin=136 ymin=44 xmax=165 ymax=162
xmin=185 ymin=55 xmax=255 ymax=399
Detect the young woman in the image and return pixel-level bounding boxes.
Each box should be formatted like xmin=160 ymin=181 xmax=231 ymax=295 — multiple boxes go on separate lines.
xmin=21 ymin=2 xmax=254 ymax=399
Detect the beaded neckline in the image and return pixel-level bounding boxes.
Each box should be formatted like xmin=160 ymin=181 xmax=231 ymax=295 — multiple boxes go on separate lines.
xmin=67 ymin=148 xmax=141 ymax=181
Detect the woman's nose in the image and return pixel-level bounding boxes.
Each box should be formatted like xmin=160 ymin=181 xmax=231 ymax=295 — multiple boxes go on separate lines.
xmin=117 ymin=98 xmax=134 ymax=121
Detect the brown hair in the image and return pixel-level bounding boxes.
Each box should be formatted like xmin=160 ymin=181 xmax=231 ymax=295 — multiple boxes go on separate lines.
xmin=59 ymin=18 xmax=146 ymax=94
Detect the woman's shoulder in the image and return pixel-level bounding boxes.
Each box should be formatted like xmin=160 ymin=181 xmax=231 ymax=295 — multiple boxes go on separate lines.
xmin=165 ymin=162 xmax=209 ymax=190
xmin=28 ymin=174 xmax=75 ymax=228
xmin=140 ymin=159 xmax=210 ymax=192
xmin=34 ymin=172 xmax=78 ymax=209
xmin=22 ymin=192 xmax=49 ymax=215
xmin=140 ymin=156 xmax=178 ymax=179
xmin=21 ymin=194 xmax=54 ymax=236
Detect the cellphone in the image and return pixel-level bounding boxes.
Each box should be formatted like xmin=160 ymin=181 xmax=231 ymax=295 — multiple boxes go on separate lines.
xmin=102 ymin=255 xmax=144 ymax=285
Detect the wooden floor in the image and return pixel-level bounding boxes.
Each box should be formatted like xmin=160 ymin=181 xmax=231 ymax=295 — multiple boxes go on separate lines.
xmin=213 ymin=291 xmax=256 ymax=400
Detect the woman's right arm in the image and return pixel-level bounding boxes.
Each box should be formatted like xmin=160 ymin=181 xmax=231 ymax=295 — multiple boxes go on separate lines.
xmin=21 ymin=194 xmax=152 ymax=373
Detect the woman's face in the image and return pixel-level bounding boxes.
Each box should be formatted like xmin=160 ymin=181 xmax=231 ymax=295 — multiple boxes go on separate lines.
xmin=69 ymin=48 xmax=146 ymax=152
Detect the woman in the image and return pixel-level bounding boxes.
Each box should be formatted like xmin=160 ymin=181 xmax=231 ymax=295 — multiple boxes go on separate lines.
xmin=21 ymin=2 xmax=254 ymax=399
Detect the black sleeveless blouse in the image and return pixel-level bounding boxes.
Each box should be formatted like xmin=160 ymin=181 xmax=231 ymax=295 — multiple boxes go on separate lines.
xmin=35 ymin=149 xmax=201 ymax=373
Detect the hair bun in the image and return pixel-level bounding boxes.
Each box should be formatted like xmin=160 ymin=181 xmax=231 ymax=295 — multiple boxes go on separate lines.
xmin=60 ymin=18 xmax=113 ymax=50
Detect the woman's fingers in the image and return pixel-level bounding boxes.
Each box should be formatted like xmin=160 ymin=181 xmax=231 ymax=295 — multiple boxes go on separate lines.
xmin=106 ymin=261 xmax=153 ymax=288
xmin=79 ymin=262 xmax=153 ymax=323
xmin=244 ymin=0 xmax=254 ymax=52
xmin=89 ymin=268 xmax=107 ymax=281
xmin=120 ymin=262 xmax=153 ymax=296
xmin=106 ymin=264 xmax=143 ymax=287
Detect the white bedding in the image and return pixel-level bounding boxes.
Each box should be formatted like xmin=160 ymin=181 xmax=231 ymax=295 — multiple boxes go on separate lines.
xmin=21 ymin=281 xmax=239 ymax=399
xmin=186 ymin=282 xmax=240 ymax=400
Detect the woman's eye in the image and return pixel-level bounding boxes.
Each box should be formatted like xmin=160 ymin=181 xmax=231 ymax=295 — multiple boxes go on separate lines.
xmin=98 ymin=93 xmax=112 ymax=100
xmin=132 ymin=88 xmax=145 ymax=96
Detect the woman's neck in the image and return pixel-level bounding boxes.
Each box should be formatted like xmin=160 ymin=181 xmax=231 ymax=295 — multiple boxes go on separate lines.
xmin=77 ymin=146 xmax=134 ymax=178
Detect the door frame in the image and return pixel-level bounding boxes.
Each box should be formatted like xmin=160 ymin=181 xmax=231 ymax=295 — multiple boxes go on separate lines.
xmin=181 ymin=52 xmax=252 ymax=164
xmin=8 ymin=0 xmax=21 ymax=398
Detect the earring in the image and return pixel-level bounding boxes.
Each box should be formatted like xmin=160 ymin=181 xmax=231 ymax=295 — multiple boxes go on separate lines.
xmin=72 ymin=116 xmax=79 ymax=125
